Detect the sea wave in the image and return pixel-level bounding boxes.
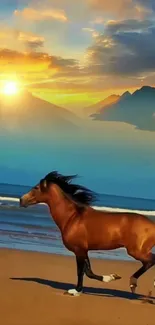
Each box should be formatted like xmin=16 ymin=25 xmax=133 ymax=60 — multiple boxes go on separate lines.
xmin=0 ymin=196 xmax=44 ymax=207
xmin=0 ymin=195 xmax=155 ymax=216
xmin=0 ymin=196 xmax=19 ymax=202
xmin=93 ymin=206 xmax=155 ymax=216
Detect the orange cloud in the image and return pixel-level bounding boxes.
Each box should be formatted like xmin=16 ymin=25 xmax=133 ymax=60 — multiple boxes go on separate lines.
xmin=17 ymin=31 xmax=45 ymax=50
xmin=14 ymin=8 xmax=68 ymax=22
xmin=82 ymin=27 xmax=99 ymax=38
xmin=0 ymin=50 xmax=53 ymax=78
xmin=0 ymin=49 xmax=78 ymax=85
xmin=17 ymin=31 xmax=44 ymax=43
xmin=88 ymin=0 xmax=150 ymax=19
xmin=0 ymin=27 xmax=45 ymax=51
xmin=89 ymin=0 xmax=132 ymax=11
xmin=0 ymin=27 xmax=43 ymax=41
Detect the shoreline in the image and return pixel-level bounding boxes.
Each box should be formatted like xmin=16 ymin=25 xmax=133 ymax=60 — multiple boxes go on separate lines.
xmin=0 ymin=247 xmax=133 ymax=263
xmin=0 ymin=244 xmax=135 ymax=262
xmin=0 ymin=248 xmax=155 ymax=325
xmin=0 ymin=246 xmax=134 ymax=263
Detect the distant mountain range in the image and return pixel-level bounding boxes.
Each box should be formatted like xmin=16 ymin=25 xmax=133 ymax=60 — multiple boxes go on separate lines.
xmin=0 ymin=85 xmax=155 ymax=136
xmin=89 ymin=86 xmax=155 ymax=131
xmin=84 ymin=94 xmax=120 ymax=116
xmin=0 ymin=90 xmax=81 ymax=137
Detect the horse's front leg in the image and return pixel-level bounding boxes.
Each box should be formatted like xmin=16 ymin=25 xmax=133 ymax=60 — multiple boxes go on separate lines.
xmin=65 ymin=255 xmax=86 ymax=296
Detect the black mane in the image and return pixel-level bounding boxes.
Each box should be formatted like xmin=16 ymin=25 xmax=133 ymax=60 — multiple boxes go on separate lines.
xmin=42 ymin=171 xmax=97 ymax=206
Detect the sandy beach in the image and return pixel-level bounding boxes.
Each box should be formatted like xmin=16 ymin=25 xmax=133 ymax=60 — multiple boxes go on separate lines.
xmin=0 ymin=248 xmax=155 ymax=325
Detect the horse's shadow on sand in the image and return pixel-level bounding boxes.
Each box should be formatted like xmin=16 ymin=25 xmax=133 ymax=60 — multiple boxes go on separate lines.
xmin=10 ymin=277 xmax=155 ymax=302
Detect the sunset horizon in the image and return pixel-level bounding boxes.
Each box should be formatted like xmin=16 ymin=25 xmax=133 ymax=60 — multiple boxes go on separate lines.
xmin=1 ymin=0 xmax=155 ymax=110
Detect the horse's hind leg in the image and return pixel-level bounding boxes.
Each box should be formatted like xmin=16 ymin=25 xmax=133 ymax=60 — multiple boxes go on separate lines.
xmin=85 ymin=257 xmax=121 ymax=283
xmin=129 ymin=252 xmax=155 ymax=293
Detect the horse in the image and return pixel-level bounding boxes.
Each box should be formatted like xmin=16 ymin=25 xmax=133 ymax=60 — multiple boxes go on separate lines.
xmin=20 ymin=171 xmax=155 ymax=297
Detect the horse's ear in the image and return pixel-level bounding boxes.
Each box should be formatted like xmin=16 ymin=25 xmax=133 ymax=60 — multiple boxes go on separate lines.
xmin=40 ymin=179 xmax=47 ymax=191
xmin=43 ymin=180 xmax=47 ymax=189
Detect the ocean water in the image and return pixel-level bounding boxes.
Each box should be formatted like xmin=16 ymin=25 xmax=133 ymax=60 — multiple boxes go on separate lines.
xmin=0 ymin=183 xmax=155 ymax=261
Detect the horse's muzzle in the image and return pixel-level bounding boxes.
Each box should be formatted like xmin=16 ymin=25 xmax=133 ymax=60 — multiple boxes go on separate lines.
xmin=19 ymin=197 xmax=27 ymax=208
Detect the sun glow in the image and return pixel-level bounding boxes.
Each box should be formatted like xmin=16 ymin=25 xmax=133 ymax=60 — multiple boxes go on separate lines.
xmin=2 ymin=81 xmax=19 ymax=95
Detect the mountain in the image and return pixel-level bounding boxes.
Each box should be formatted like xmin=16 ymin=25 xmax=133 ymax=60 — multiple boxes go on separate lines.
xmin=83 ymin=94 xmax=120 ymax=116
xmin=0 ymin=90 xmax=81 ymax=137
xmin=91 ymin=86 xmax=155 ymax=131
xmin=120 ymin=91 xmax=131 ymax=100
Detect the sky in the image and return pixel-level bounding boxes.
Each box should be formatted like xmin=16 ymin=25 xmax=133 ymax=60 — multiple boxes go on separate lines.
xmin=0 ymin=0 xmax=155 ymax=109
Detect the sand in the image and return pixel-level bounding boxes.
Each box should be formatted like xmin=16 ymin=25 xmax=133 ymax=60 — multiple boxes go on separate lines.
xmin=0 ymin=248 xmax=155 ymax=325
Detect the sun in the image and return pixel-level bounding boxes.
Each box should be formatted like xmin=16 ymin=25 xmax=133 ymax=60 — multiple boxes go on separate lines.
xmin=2 ymin=81 xmax=19 ymax=95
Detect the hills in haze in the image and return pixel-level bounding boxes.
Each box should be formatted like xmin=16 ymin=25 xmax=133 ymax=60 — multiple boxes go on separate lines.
xmin=0 ymin=90 xmax=81 ymax=137
xmin=84 ymin=94 xmax=120 ymax=117
xmin=89 ymin=86 xmax=155 ymax=131
xmin=0 ymin=85 xmax=155 ymax=136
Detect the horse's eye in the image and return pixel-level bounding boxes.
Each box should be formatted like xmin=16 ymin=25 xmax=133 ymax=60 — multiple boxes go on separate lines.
xmin=34 ymin=185 xmax=39 ymax=190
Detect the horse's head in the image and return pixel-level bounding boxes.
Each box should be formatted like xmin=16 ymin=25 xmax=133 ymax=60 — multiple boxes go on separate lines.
xmin=20 ymin=171 xmax=96 ymax=209
xmin=20 ymin=179 xmax=49 ymax=208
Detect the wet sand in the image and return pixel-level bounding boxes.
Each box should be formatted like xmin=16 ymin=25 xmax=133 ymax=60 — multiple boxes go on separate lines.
xmin=0 ymin=248 xmax=155 ymax=325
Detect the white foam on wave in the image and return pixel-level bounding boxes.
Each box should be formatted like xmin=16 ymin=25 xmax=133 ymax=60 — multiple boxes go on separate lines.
xmin=0 ymin=196 xmax=19 ymax=202
xmin=0 ymin=196 xmax=45 ymax=205
xmin=0 ymin=196 xmax=155 ymax=216
xmin=93 ymin=206 xmax=155 ymax=216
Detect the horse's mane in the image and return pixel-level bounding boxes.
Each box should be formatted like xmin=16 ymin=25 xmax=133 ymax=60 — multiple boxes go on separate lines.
xmin=42 ymin=171 xmax=97 ymax=207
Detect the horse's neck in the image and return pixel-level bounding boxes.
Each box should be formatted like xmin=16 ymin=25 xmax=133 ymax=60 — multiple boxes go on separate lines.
xmin=48 ymin=199 xmax=76 ymax=232
xmin=47 ymin=186 xmax=76 ymax=232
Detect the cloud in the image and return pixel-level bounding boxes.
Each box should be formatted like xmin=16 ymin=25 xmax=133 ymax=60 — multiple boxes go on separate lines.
xmin=88 ymin=0 xmax=153 ymax=19
xmin=0 ymin=27 xmax=45 ymax=51
xmin=25 ymin=40 xmax=44 ymax=51
xmin=14 ymin=7 xmax=68 ymax=22
xmin=82 ymin=27 xmax=99 ymax=38
xmin=17 ymin=31 xmax=44 ymax=43
xmin=88 ymin=0 xmax=135 ymax=17
xmin=89 ymin=0 xmax=132 ymax=12
xmin=0 ymin=48 xmax=79 ymax=85
xmin=29 ymin=80 xmax=92 ymax=92
xmin=105 ymin=18 xmax=153 ymax=33
xmin=136 ymin=0 xmax=155 ymax=12
xmin=82 ymin=27 xmax=95 ymax=32
xmin=0 ymin=49 xmax=49 ymax=72
xmin=17 ymin=31 xmax=45 ymax=51
xmin=86 ymin=19 xmax=155 ymax=77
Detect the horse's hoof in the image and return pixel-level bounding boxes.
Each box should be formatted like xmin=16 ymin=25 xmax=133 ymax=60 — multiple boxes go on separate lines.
xmin=130 ymin=277 xmax=137 ymax=293
xmin=112 ymin=273 xmax=122 ymax=280
xmin=64 ymin=289 xmax=82 ymax=297
xmin=102 ymin=274 xmax=121 ymax=283
xmin=130 ymin=284 xmax=137 ymax=294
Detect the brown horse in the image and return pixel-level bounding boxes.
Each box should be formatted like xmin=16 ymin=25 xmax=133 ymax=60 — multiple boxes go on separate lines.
xmin=20 ymin=171 xmax=155 ymax=296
